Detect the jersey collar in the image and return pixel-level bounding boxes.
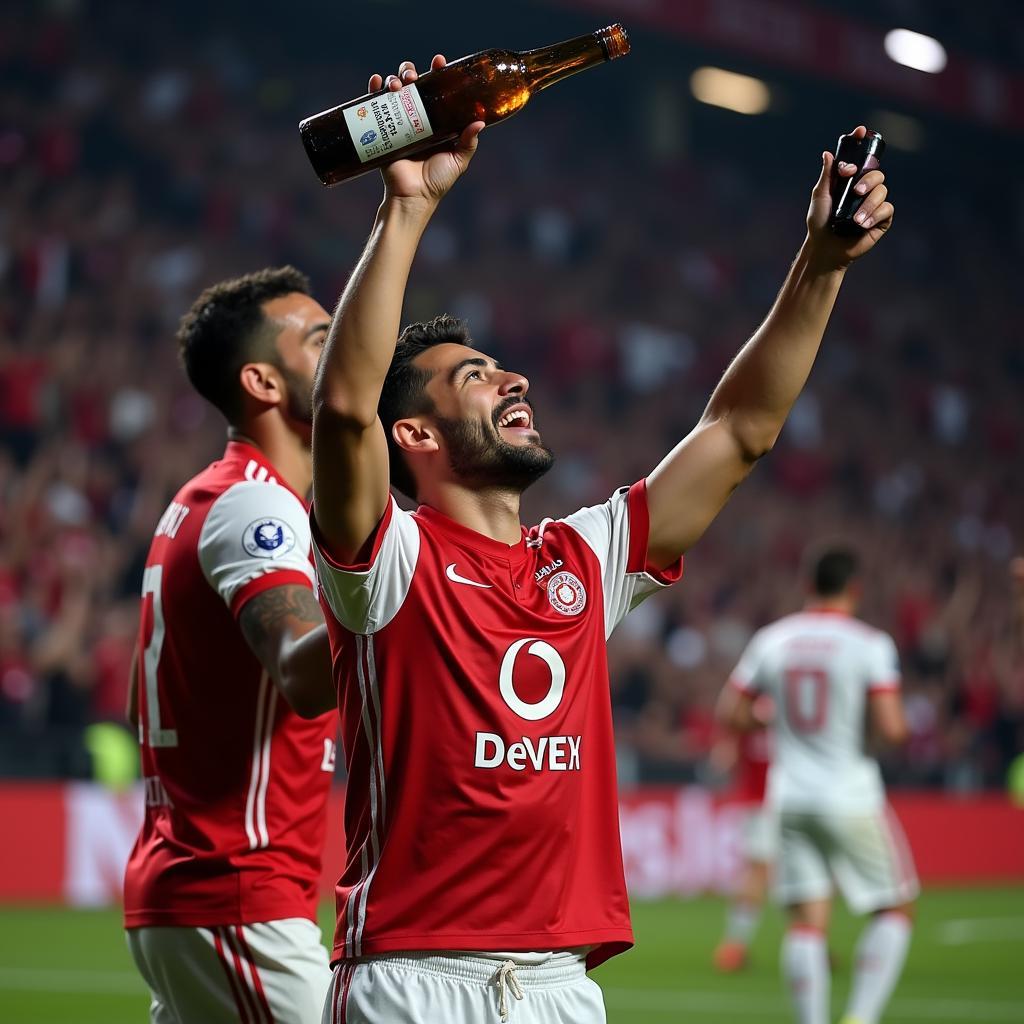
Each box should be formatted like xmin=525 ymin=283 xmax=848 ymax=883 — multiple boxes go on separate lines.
xmin=223 ymin=440 xmax=306 ymax=504
xmin=415 ymin=503 xmax=530 ymax=564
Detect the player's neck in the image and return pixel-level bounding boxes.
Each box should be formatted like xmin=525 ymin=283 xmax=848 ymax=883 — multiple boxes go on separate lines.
xmin=420 ymin=480 xmax=523 ymax=545
xmin=804 ymin=598 xmax=855 ymax=616
xmin=228 ymin=420 xmax=312 ymax=499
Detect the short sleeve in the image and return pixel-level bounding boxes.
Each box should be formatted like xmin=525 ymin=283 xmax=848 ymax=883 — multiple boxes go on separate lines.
xmin=310 ymin=495 xmax=421 ymax=634
xmin=197 ymin=480 xmax=315 ymax=617
xmin=865 ymin=631 xmax=901 ymax=693
xmin=560 ymin=479 xmax=683 ymax=638
xmin=729 ymin=631 xmax=768 ymax=694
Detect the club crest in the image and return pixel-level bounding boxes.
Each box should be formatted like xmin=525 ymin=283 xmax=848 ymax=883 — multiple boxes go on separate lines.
xmin=547 ymin=571 xmax=587 ymax=616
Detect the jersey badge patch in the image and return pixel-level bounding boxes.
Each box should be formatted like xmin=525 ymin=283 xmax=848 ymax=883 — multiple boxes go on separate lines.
xmin=547 ymin=571 xmax=587 ymax=616
xmin=243 ymin=518 xmax=297 ymax=559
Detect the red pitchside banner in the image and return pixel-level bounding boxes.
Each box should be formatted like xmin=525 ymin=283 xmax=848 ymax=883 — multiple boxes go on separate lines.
xmin=1 ymin=783 xmax=1021 ymax=906
xmin=551 ymin=0 xmax=1024 ymax=133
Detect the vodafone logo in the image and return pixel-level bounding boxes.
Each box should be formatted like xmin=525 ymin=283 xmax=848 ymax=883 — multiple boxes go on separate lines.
xmin=499 ymin=638 xmax=565 ymax=721
xmin=477 ymin=639 xmax=580 ymax=772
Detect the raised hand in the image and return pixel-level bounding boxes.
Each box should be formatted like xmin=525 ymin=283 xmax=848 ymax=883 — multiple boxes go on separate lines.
xmin=367 ymin=56 xmax=485 ymax=206
xmin=806 ymin=125 xmax=894 ymax=270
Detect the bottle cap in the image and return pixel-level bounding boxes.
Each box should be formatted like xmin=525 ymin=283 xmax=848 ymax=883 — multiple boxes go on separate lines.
xmin=598 ymin=24 xmax=630 ymax=61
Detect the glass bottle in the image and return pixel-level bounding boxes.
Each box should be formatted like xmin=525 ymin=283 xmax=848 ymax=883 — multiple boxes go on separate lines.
xmin=299 ymin=24 xmax=630 ymax=187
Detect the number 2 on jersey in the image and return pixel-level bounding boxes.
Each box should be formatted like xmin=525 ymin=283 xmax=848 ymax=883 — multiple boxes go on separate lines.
xmin=783 ymin=665 xmax=828 ymax=733
xmin=140 ymin=565 xmax=178 ymax=748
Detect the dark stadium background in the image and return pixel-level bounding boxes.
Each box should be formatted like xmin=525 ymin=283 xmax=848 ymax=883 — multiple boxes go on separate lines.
xmin=1 ymin=1 xmax=1022 ymax=1021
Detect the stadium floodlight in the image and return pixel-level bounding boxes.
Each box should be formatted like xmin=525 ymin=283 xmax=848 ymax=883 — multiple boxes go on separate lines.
xmin=884 ymin=29 xmax=948 ymax=74
xmin=689 ymin=67 xmax=771 ymax=115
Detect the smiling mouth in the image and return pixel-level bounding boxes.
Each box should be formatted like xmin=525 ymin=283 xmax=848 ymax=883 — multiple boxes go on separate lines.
xmin=497 ymin=407 xmax=533 ymax=430
xmin=494 ymin=403 xmax=539 ymax=441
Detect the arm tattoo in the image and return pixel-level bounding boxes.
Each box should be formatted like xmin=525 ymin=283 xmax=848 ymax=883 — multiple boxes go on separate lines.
xmin=239 ymin=585 xmax=323 ymax=674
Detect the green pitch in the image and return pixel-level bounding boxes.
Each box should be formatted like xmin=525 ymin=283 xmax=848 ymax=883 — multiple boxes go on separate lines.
xmin=1 ymin=887 xmax=1022 ymax=1023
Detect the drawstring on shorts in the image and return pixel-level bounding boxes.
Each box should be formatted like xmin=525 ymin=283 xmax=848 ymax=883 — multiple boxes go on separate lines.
xmin=495 ymin=960 xmax=525 ymax=1021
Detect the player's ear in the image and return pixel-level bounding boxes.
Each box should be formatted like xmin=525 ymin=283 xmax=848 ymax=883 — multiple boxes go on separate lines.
xmin=239 ymin=363 xmax=284 ymax=409
xmin=392 ymin=417 xmax=439 ymax=455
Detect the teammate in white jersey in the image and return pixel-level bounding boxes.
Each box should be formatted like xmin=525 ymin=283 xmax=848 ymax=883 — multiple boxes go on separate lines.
xmin=721 ymin=548 xmax=918 ymax=1024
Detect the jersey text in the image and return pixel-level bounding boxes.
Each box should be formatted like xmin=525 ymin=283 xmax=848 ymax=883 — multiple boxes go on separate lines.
xmin=474 ymin=731 xmax=582 ymax=771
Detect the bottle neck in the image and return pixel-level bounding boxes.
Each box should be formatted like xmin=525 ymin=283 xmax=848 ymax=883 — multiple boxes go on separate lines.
xmin=521 ymin=26 xmax=626 ymax=94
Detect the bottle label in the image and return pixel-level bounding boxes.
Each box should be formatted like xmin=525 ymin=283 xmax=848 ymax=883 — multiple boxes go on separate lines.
xmin=342 ymin=84 xmax=434 ymax=163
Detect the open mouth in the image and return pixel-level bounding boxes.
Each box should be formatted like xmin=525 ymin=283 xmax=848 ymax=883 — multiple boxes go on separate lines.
xmin=495 ymin=402 xmax=536 ymax=436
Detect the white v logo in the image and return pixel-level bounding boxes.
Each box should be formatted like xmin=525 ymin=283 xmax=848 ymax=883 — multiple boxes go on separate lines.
xmin=445 ymin=563 xmax=492 ymax=589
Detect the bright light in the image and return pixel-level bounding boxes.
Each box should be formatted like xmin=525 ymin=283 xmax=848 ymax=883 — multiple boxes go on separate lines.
xmin=884 ymin=29 xmax=948 ymax=74
xmin=689 ymin=67 xmax=771 ymax=115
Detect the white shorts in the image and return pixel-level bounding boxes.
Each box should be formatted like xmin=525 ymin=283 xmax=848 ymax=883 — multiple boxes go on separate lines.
xmin=127 ymin=917 xmax=332 ymax=1024
xmin=321 ymin=951 xmax=606 ymax=1024
xmin=776 ymin=806 xmax=920 ymax=914
xmin=741 ymin=805 xmax=779 ymax=865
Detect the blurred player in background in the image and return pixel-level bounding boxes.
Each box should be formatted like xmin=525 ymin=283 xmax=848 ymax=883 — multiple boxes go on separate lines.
xmin=724 ymin=547 xmax=918 ymax=1024
xmin=710 ymin=706 xmax=775 ymax=972
xmin=123 ymin=268 xmax=338 ymax=1023
xmin=307 ymin=48 xmax=895 ymax=1024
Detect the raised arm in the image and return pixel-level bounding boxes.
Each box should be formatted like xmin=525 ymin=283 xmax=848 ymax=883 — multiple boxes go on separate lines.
xmin=645 ymin=126 xmax=893 ymax=569
xmin=312 ymin=56 xmax=484 ymax=563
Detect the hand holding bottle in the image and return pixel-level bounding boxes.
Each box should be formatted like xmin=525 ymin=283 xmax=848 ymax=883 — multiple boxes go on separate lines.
xmin=300 ymin=25 xmax=629 ymax=187
xmin=805 ymin=125 xmax=894 ymax=271
xmin=369 ymin=56 xmax=485 ymax=208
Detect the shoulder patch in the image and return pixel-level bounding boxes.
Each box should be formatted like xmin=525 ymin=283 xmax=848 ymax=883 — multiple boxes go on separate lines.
xmin=242 ymin=517 xmax=297 ymax=559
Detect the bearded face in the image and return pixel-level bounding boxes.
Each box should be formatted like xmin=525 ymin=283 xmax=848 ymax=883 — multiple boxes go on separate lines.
xmin=277 ymin=362 xmax=314 ymax=428
xmin=433 ymin=396 xmax=554 ymax=493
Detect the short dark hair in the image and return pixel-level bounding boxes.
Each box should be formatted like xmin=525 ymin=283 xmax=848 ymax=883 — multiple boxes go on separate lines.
xmin=379 ymin=314 xmax=472 ymax=500
xmin=177 ymin=266 xmax=311 ymax=423
xmin=810 ymin=547 xmax=861 ymax=597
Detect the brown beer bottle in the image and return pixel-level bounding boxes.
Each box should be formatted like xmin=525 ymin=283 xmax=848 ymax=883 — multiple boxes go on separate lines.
xmin=299 ymin=24 xmax=630 ymax=187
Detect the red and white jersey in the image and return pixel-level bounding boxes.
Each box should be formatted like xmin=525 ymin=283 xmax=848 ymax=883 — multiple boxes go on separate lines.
xmin=124 ymin=441 xmax=336 ymax=929
xmin=730 ymin=611 xmax=901 ymax=814
xmin=312 ymin=481 xmax=682 ymax=970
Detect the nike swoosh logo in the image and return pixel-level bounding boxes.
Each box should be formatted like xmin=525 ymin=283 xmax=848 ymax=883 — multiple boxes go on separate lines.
xmin=445 ymin=563 xmax=492 ymax=589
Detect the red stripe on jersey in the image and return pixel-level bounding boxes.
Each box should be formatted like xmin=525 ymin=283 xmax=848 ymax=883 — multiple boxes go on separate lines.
xmin=235 ymin=926 xmax=275 ymax=1023
xmin=625 ymin=480 xmax=684 ymax=582
xmin=212 ymin=927 xmax=254 ymax=1024
xmin=231 ymin=570 xmax=314 ymax=618
xmin=311 ymin=500 xmax=395 ymax=572
xmin=243 ymin=674 xmax=277 ymax=851
xmin=342 ymin=636 xmax=384 ymax=958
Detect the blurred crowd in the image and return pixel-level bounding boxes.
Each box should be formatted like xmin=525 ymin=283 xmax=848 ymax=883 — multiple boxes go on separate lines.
xmin=1 ymin=2 xmax=1021 ymax=790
